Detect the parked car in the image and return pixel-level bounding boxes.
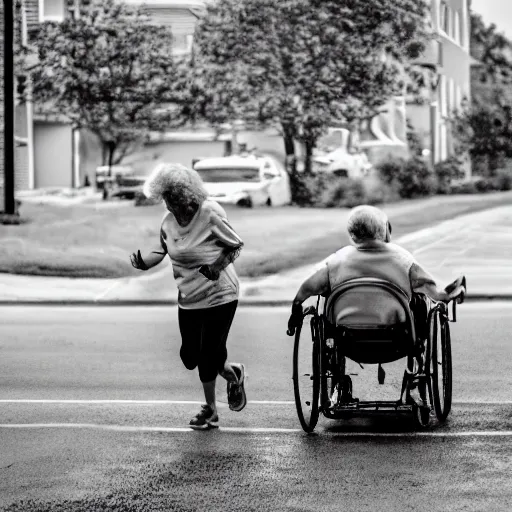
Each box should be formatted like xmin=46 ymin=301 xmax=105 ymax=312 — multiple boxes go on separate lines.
xmin=311 ymin=148 xmax=372 ymax=178
xmin=95 ymin=165 xmax=134 ymax=190
xmin=111 ymin=175 xmax=147 ymax=199
xmin=193 ymin=155 xmax=291 ymax=207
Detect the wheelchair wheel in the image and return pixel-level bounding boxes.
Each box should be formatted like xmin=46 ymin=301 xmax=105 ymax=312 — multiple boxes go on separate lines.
xmin=413 ymin=403 xmax=431 ymax=428
xmin=293 ymin=312 xmax=320 ymax=433
xmin=429 ymin=308 xmax=453 ymax=422
xmin=319 ymin=318 xmax=339 ymax=410
xmin=408 ymin=354 xmax=431 ymax=429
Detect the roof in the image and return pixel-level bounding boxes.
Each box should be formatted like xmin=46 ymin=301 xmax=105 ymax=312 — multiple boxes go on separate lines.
xmin=120 ymin=0 xmax=208 ymax=11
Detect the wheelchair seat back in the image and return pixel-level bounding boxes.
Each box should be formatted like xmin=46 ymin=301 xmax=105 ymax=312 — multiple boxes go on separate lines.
xmin=324 ymin=278 xmax=417 ymax=365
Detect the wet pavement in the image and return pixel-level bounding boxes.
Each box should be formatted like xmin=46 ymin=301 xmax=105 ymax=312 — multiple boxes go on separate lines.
xmin=1 ymin=304 xmax=512 ymax=511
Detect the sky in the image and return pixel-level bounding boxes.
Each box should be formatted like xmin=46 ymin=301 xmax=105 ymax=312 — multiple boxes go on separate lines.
xmin=470 ymin=0 xmax=512 ymax=39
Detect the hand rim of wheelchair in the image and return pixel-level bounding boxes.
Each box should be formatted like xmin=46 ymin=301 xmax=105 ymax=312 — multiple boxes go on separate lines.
xmin=292 ymin=305 xmax=320 ymax=433
xmin=426 ymin=302 xmax=453 ymax=422
xmin=290 ymin=277 xmax=464 ymax=433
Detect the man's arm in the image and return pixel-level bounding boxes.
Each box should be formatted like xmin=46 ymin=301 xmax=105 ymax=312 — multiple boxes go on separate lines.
xmin=288 ymin=266 xmax=330 ymax=336
xmin=292 ymin=266 xmax=331 ymax=305
xmin=410 ymin=263 xmax=465 ymax=302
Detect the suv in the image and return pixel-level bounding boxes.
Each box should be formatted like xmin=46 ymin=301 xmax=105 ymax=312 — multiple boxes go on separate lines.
xmin=193 ymin=154 xmax=292 ymax=207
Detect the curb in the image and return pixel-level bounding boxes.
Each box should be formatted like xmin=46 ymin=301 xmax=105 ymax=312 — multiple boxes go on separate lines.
xmin=0 ymin=294 xmax=511 ymax=306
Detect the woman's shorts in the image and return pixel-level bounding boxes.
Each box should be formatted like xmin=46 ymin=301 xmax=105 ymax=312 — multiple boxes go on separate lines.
xmin=178 ymin=300 xmax=238 ymax=383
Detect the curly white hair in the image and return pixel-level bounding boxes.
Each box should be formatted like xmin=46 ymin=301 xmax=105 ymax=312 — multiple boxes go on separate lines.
xmin=347 ymin=205 xmax=389 ymax=243
xmin=143 ymin=162 xmax=208 ymax=205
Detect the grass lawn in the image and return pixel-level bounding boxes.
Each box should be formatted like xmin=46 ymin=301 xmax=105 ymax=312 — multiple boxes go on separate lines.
xmin=1 ymin=191 xmax=511 ymax=279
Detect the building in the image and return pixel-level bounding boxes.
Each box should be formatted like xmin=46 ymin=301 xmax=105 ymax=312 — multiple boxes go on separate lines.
xmin=408 ymin=0 xmax=472 ymax=167
xmin=351 ymin=0 xmax=472 ymax=173
xmin=1 ymin=0 xmax=474 ymax=201
xmin=122 ymin=0 xmax=207 ymax=55
xmin=0 ymin=0 xmax=81 ymax=211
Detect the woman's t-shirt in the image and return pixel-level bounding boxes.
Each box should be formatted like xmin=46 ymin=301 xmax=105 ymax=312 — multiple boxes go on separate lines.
xmin=160 ymin=200 xmax=243 ymax=309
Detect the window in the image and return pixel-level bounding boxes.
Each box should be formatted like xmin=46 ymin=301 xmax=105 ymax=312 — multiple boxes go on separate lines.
xmin=455 ymin=85 xmax=462 ymax=111
xmin=195 ymin=168 xmax=261 ymax=183
xmin=448 ymin=78 xmax=455 ymax=116
xmin=461 ymin=0 xmax=469 ymax=50
xmin=439 ymin=75 xmax=447 ymax=117
xmin=39 ymin=0 xmax=66 ymax=22
xmin=453 ymin=11 xmax=460 ymax=44
xmin=186 ymin=34 xmax=194 ymax=51
xmin=67 ymin=0 xmax=81 ymax=20
xmin=440 ymin=1 xmax=450 ymax=35
xmin=20 ymin=1 xmax=28 ymax=46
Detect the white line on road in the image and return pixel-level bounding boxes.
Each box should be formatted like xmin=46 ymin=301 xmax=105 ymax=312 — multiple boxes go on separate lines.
xmin=0 ymin=399 xmax=296 ymax=405
xmin=0 ymin=399 xmax=511 ymax=405
xmin=1 ymin=423 xmax=512 ymax=437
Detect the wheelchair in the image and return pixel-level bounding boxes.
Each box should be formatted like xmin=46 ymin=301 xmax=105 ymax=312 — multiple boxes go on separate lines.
xmin=291 ymin=276 xmax=466 ymax=433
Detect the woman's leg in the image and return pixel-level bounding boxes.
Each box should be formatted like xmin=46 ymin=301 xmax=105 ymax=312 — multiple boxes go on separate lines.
xmin=179 ymin=307 xmax=219 ymax=428
xmin=202 ymin=380 xmax=217 ymax=412
xmin=178 ymin=306 xmax=201 ymax=371
xmin=199 ymin=301 xmax=239 ymax=382
xmin=199 ymin=301 xmax=247 ymax=412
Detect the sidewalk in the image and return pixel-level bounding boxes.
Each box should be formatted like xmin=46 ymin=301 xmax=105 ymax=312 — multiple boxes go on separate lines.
xmin=0 ymin=205 xmax=511 ymax=303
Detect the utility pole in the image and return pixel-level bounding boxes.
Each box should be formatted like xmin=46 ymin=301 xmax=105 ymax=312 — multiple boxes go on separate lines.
xmin=3 ymin=0 xmax=16 ymax=215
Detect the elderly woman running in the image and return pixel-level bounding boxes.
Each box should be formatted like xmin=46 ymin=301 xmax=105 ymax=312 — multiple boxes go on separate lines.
xmin=130 ymin=163 xmax=246 ymax=430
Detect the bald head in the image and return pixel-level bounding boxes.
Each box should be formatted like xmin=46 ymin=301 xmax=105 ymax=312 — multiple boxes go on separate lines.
xmin=347 ymin=205 xmax=390 ymax=244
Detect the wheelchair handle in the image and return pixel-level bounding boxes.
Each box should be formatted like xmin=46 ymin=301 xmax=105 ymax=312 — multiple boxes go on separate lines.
xmin=448 ymin=276 xmax=466 ymax=322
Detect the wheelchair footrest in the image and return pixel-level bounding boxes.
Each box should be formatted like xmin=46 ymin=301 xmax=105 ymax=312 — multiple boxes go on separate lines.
xmin=328 ymin=400 xmax=413 ymax=416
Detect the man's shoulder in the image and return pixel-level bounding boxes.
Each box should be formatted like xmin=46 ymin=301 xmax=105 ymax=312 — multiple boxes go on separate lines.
xmin=387 ymin=242 xmax=414 ymax=256
xmin=326 ymin=245 xmax=357 ymax=265
xmin=386 ymin=242 xmax=416 ymax=265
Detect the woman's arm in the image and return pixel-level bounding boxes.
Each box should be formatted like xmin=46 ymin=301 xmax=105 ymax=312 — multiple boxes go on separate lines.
xmin=201 ymin=209 xmax=244 ymax=280
xmin=200 ymin=244 xmax=242 ymax=280
xmin=130 ymin=229 xmax=167 ymax=271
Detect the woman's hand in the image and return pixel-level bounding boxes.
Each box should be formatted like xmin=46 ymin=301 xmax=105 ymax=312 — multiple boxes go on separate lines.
xmin=199 ymin=264 xmax=220 ymax=281
xmin=130 ymin=250 xmax=149 ymax=271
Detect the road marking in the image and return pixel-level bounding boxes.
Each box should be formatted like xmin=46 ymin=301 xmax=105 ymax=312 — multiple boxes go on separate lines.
xmin=94 ymin=281 xmax=122 ymax=302
xmin=0 ymin=399 xmax=296 ymax=405
xmin=0 ymin=399 xmax=511 ymax=405
xmin=1 ymin=423 xmax=512 ymax=437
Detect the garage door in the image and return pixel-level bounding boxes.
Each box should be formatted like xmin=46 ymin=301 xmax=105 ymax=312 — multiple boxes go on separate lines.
xmin=34 ymin=122 xmax=73 ymax=188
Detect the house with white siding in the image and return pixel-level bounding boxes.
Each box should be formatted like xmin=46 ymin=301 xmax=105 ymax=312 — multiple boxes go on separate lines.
xmin=407 ymin=0 xmax=472 ymax=169
xmin=2 ymin=0 xmax=473 ymax=200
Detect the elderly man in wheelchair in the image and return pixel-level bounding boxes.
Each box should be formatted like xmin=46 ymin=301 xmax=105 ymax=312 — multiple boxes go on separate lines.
xmin=287 ymin=205 xmax=466 ymax=432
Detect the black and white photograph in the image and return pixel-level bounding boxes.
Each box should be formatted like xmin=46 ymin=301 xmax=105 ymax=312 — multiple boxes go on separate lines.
xmin=1 ymin=0 xmax=511 ymax=510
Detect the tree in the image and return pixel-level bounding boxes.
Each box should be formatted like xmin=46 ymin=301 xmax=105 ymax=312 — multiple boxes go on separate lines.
xmin=452 ymin=11 xmax=512 ymax=175
xmin=32 ymin=0 xmax=183 ymax=184
xmin=185 ymin=0 xmax=431 ymax=191
xmin=452 ymin=94 xmax=512 ymax=175
xmin=470 ymin=12 xmax=512 ymax=88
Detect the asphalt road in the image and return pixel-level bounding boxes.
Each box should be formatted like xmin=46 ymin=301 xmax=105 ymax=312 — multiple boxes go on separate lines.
xmin=1 ymin=304 xmax=512 ymax=511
